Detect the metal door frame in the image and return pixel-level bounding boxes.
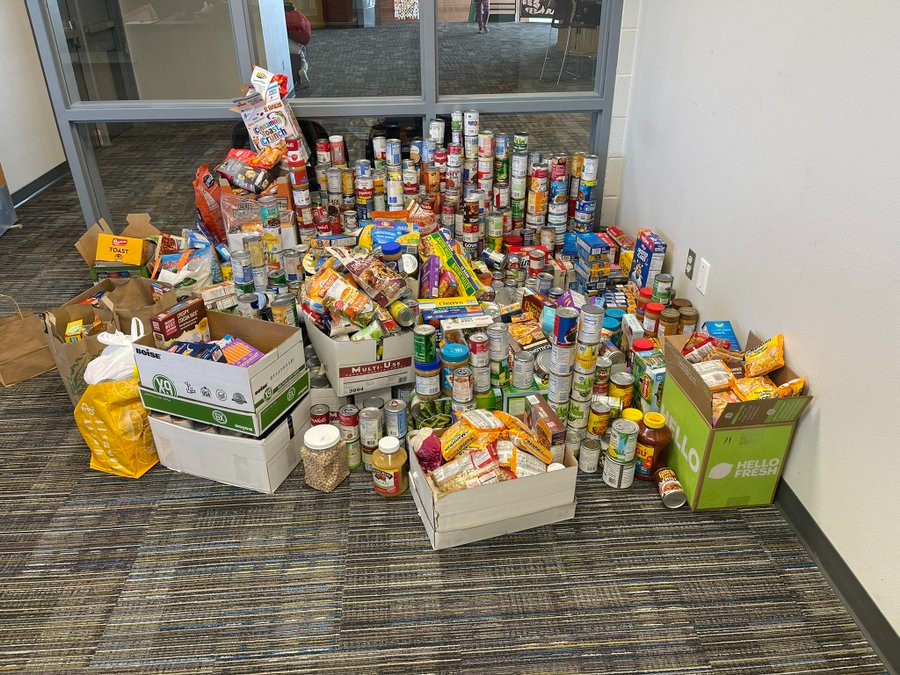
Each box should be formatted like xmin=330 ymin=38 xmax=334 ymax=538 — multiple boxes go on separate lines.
xmin=25 ymin=0 xmax=622 ymax=227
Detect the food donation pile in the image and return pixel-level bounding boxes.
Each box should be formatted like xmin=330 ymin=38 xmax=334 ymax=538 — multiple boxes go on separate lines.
xmin=43 ymin=67 xmax=812 ymax=547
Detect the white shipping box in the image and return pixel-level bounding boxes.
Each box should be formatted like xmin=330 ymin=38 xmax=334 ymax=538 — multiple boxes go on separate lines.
xmin=408 ymin=449 xmax=578 ymax=550
xmin=148 ymin=394 xmax=311 ymax=494
xmin=304 ymin=316 xmax=414 ymax=396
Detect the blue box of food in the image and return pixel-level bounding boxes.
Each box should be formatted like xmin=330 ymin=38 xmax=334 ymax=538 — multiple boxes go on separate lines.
xmin=575 ymin=232 xmax=614 ymax=263
xmin=627 ymin=231 xmax=667 ymax=288
xmin=702 ymin=321 xmax=742 ymax=351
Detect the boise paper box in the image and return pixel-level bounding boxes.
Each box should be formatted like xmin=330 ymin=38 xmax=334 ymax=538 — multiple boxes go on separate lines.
xmin=304 ymin=316 xmax=414 ymax=396
xmin=75 ymin=213 xmax=162 ymax=281
xmin=148 ymin=394 xmax=311 ymax=494
xmin=135 ymin=312 xmax=307 ymax=436
xmin=661 ymin=333 xmax=812 ymax=511
xmin=409 ymin=448 xmax=577 ymax=550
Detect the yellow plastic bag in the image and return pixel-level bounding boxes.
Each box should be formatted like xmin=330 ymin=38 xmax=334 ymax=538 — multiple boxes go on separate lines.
xmin=74 ymin=377 xmax=158 ymax=479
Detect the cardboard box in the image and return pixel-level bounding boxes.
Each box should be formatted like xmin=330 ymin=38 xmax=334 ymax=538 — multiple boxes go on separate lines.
xmin=135 ymin=312 xmax=308 ymax=436
xmin=150 ymin=297 xmax=209 ymax=348
xmin=525 ymin=394 xmax=566 ymax=463
xmin=148 ymin=394 xmax=311 ymax=493
xmin=408 ymin=448 xmax=578 ymax=550
xmin=304 ymin=316 xmax=414 ymax=396
xmin=631 ymin=349 xmax=666 ymax=413
xmin=661 ymin=333 xmax=812 ymax=511
xmin=95 ymin=233 xmax=154 ymax=266
xmin=75 ymin=213 xmax=161 ymax=281
xmin=501 ymin=384 xmax=546 ymax=417
xmin=628 ymin=230 xmax=667 ymax=289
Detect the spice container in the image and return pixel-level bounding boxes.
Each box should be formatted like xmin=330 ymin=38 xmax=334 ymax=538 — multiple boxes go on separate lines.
xmin=302 ymin=424 xmax=349 ymax=493
xmin=372 ymin=436 xmax=408 ymax=497
xmin=415 ymin=358 xmax=442 ymax=401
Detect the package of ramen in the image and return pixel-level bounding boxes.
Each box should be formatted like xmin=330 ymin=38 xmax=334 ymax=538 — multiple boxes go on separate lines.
xmin=711 ymin=390 xmax=741 ymax=424
xmin=308 ymin=267 xmax=376 ymax=327
xmin=775 ymin=377 xmax=806 ymax=398
xmin=731 ymin=376 xmax=778 ymax=401
xmin=744 ymin=334 xmax=785 ymax=377
xmin=693 ymin=359 xmax=735 ymax=392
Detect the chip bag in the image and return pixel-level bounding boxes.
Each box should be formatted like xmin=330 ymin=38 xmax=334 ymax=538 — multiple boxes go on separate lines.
xmin=308 ymin=268 xmax=376 ymax=327
xmin=744 ymin=334 xmax=785 ymax=377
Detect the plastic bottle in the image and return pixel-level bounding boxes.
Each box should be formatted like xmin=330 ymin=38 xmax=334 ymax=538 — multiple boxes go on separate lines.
xmin=372 ymin=436 xmax=408 ymax=497
xmin=634 ymin=412 xmax=672 ymax=481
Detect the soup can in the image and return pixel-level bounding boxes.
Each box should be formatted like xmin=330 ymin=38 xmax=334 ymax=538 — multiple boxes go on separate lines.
xmin=384 ymin=399 xmax=408 ymax=439
xmin=309 ymin=404 xmax=331 ymax=426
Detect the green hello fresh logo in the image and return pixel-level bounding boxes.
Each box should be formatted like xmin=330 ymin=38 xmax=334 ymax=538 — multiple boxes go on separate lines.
xmin=152 ymin=375 xmax=177 ymax=396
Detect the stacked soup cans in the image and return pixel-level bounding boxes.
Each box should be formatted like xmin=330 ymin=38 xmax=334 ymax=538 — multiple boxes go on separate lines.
xmin=565 ymin=304 xmax=604 ymax=467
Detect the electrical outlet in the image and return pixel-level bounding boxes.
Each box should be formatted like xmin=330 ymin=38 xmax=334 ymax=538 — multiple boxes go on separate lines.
xmin=696 ymin=258 xmax=711 ymax=295
xmin=685 ymin=249 xmax=696 ymax=280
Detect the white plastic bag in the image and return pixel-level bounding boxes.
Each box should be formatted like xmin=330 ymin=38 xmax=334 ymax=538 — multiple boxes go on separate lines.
xmin=157 ymin=254 xmax=213 ymax=290
xmin=83 ymin=318 xmax=145 ymax=385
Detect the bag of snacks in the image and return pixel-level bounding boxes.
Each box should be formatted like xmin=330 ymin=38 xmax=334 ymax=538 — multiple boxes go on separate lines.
xmin=744 ymin=334 xmax=785 ymax=377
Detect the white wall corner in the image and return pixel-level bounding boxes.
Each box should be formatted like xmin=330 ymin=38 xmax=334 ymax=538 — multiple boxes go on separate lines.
xmin=622 ymin=0 xmax=640 ymax=29
xmin=600 ymin=196 xmax=619 ymax=228
xmin=603 ymin=157 xmax=623 ymax=197
xmin=609 ymin=117 xmax=627 ymax=156
xmin=617 ymin=29 xmax=637 ymax=75
xmin=612 ymin=75 xmax=632 ymax=117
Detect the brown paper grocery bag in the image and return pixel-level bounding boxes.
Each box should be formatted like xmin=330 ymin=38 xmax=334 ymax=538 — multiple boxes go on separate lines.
xmin=101 ymin=278 xmax=177 ymax=333
xmin=0 ymin=295 xmax=57 ymax=387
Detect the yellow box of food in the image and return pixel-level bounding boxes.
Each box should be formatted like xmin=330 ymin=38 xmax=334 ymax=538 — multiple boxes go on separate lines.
xmin=94 ymin=233 xmax=150 ymax=266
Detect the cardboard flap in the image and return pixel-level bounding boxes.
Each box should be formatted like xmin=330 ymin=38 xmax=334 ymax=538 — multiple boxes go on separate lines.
xmin=663 ymin=336 xmax=713 ymax=423
xmin=123 ymin=213 xmax=162 ymax=238
xmin=74 ymin=219 xmax=114 ymax=266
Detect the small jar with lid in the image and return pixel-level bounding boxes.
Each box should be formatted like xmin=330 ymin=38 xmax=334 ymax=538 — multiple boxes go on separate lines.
xmin=635 ymin=287 xmax=653 ymax=319
xmin=440 ymin=343 xmax=470 ymax=397
xmin=302 ymin=424 xmax=349 ymax=493
xmin=415 ymin=358 xmax=442 ymax=401
xmin=642 ymin=302 xmax=665 ymax=337
xmin=380 ymin=242 xmax=402 ymax=271
xmin=371 ymin=436 xmax=408 ymax=497
xmin=678 ymin=307 xmax=699 ymax=335
xmin=657 ymin=308 xmax=681 ymax=340
xmin=635 ymin=412 xmax=672 ymax=481
xmin=621 ymin=407 xmax=644 ymax=427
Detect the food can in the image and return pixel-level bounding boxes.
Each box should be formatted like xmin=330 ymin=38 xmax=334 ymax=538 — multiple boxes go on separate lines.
xmin=608 ymin=418 xmax=640 ymax=462
xmin=549 ymin=342 xmax=576 ymax=376
xmin=586 ymin=400 xmax=611 ymax=437
xmin=578 ymin=304 xmax=604 ymax=344
xmin=414 ymin=324 xmax=437 ymax=364
xmin=359 ymin=407 xmax=383 ymax=449
xmin=338 ymin=404 xmax=360 ymax=440
xmin=463 ymin=110 xmax=479 ymax=136
xmin=231 ymin=250 xmax=253 ymax=285
xmin=652 ymin=273 xmax=674 ymax=305
xmin=603 ymin=455 xmax=636 ymax=489
xmin=451 ymin=366 xmax=474 ymax=403
xmin=270 ymin=295 xmax=298 ymax=326
xmin=574 ymin=341 xmax=599 ymax=374
xmin=473 ymin=364 xmax=491 ymax=394
xmin=345 ymin=437 xmax=362 ymax=470
xmin=468 ymin=332 xmax=490 ymax=367
xmin=429 ymin=118 xmax=445 ymax=144
xmin=537 ymin=272 xmax=553 ymax=294
xmin=252 ymin=265 xmax=269 ymax=292
xmin=655 ymin=467 xmax=687 ymax=509
xmin=243 ymin=234 xmax=266 ymax=268
xmin=309 ymin=404 xmax=331 ymax=427
xmin=385 ymin=138 xmax=402 ymax=166
xmin=592 ymin=355 xmax=613 ymax=396
xmin=315 ymin=138 xmax=331 ymax=165
xmin=570 ymin=369 xmax=595 ymax=402
xmin=281 ymin=249 xmax=301 ymax=282
xmin=582 ymin=154 xmax=600 ymax=181
xmin=579 ymin=438 xmax=602 ymax=473
xmin=548 ymin=372 xmax=573 ymax=404
xmin=477 ymin=131 xmax=495 ymax=158
xmin=566 ymin=397 xmax=590 ymax=429
xmin=513 ymin=132 xmax=529 ymax=154
xmin=384 ymin=399 xmax=408 ymax=439
xmin=565 ymin=428 xmax=585 ymax=459
xmin=328 ymin=134 xmax=346 ymax=166
xmin=236 ymin=293 xmax=260 ymax=319
xmin=512 ymin=351 xmax=535 ymax=390
xmin=528 ymin=249 xmax=545 ymax=276
xmin=553 ymin=307 xmax=579 ymax=346
xmin=487 ymin=322 xmax=509 ymax=361
xmin=609 ymin=372 xmax=635 ymax=409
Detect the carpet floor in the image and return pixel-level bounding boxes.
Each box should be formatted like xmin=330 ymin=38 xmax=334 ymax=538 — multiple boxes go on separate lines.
xmin=0 ymin=124 xmax=886 ymax=673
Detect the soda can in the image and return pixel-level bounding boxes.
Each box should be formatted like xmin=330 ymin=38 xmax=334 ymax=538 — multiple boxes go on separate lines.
xmin=384 ymin=399 xmax=408 ymax=439
xmin=553 ymin=307 xmax=579 ymax=346
xmin=386 ymin=138 xmax=402 ymax=165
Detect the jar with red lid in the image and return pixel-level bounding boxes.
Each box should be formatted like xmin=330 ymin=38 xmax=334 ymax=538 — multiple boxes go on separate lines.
xmin=635 ymin=288 xmax=653 ymax=319
xmin=642 ymin=302 xmax=665 ymax=338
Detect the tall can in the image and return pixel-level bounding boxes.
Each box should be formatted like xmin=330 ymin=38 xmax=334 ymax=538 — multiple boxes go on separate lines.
xmin=512 ymin=351 xmax=535 ymax=390
xmin=463 ymin=110 xmax=480 ymax=136
xmin=553 ymin=307 xmax=579 ymax=346
xmin=384 ymin=399 xmax=408 ymax=439
xmin=512 ymin=132 xmax=529 ymax=154
xmin=243 ymin=234 xmax=266 ymax=268
xmin=548 ymin=372 xmax=573 ymax=404
xmin=385 ymin=138 xmax=402 ymax=166
xmin=592 ymin=355 xmax=612 ymax=396
xmin=451 ymin=367 xmax=474 ymax=403
xmin=550 ymin=342 xmax=576 ymax=376
xmin=231 ymin=250 xmax=253 ymax=285
xmin=487 ymin=323 xmax=509 ymax=362
xmin=468 ymin=332 xmax=490 ymax=368
xmin=608 ymin=418 xmax=640 ymax=462
xmin=578 ymin=304 xmax=604 ymax=344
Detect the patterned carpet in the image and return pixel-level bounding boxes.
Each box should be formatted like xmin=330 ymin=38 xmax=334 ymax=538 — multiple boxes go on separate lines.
xmin=297 ymin=22 xmax=597 ymax=98
xmin=0 ymin=124 xmax=886 ymax=673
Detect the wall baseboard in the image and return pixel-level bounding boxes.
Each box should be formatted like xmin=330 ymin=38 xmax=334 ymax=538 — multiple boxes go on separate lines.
xmin=775 ymin=482 xmax=899 ymax=674
xmin=11 ymin=162 xmax=69 ymax=208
